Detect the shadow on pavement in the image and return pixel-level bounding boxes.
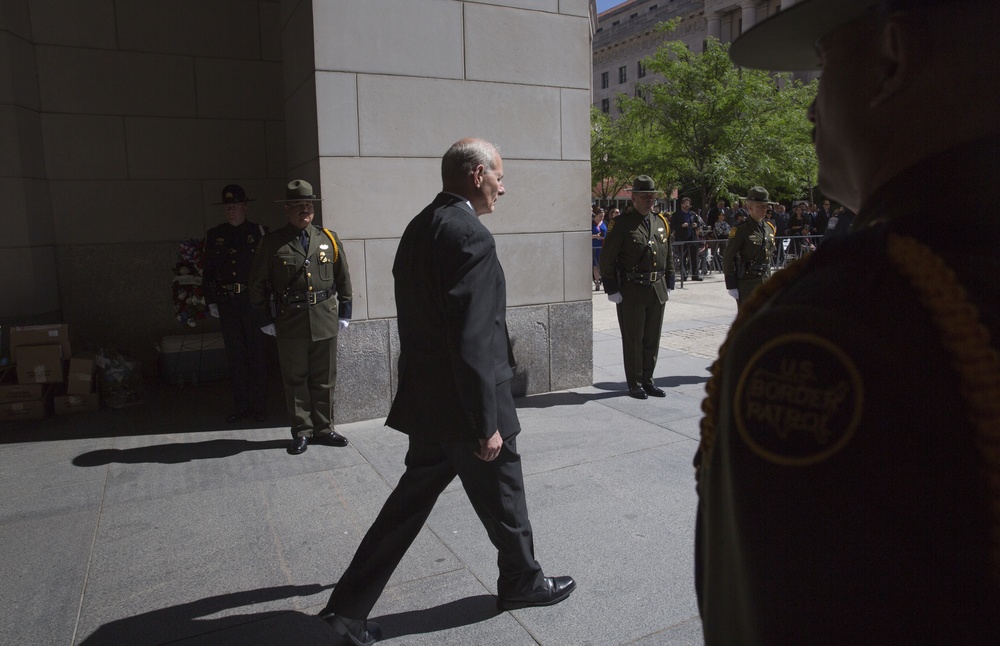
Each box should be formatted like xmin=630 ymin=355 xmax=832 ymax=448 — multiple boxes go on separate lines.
xmin=76 ymin=584 xmax=333 ymax=646
xmin=72 ymin=438 xmax=289 ymax=466
xmin=371 ymin=594 xmax=500 ymax=640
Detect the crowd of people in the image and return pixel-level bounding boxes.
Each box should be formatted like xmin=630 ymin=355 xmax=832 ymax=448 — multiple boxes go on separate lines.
xmin=591 ymin=196 xmax=857 ymax=281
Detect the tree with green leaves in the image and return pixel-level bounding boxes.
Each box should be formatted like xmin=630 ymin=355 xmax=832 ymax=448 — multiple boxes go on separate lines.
xmin=615 ymin=22 xmax=817 ymax=209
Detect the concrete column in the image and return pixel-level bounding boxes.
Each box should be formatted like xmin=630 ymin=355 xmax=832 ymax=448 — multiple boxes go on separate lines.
xmin=707 ymin=12 xmax=722 ymax=40
xmin=741 ymin=2 xmax=757 ymax=33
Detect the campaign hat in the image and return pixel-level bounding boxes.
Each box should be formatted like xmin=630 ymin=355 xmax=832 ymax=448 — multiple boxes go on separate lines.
xmin=212 ymin=184 xmax=254 ymax=205
xmin=626 ymin=175 xmax=661 ymax=194
xmin=275 ymin=179 xmax=322 ymax=202
xmin=729 ymin=0 xmax=944 ymax=71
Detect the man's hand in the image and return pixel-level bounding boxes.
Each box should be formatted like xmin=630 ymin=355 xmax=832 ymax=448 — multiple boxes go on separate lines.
xmin=338 ymin=319 xmax=349 ymax=332
xmin=260 ymin=323 xmax=276 ymax=336
xmin=607 ymin=292 xmax=623 ymax=304
xmin=209 ymin=304 xmax=219 ymax=318
xmin=475 ymin=430 xmax=503 ymax=462
xmin=727 ymin=289 xmax=740 ymax=300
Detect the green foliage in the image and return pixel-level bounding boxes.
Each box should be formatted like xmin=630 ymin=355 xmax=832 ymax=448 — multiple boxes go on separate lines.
xmin=595 ymin=25 xmax=818 ymax=208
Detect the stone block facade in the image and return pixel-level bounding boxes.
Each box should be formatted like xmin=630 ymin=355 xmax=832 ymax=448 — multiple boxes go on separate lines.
xmin=1 ymin=0 xmax=597 ymax=425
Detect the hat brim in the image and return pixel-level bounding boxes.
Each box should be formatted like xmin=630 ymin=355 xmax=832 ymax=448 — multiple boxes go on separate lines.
xmin=211 ymin=198 xmax=256 ymax=205
xmin=729 ymin=0 xmax=876 ymax=71
xmin=626 ymin=189 xmax=663 ymax=195
xmin=274 ymin=197 xmax=322 ymax=202
xmin=739 ymin=196 xmax=778 ymax=205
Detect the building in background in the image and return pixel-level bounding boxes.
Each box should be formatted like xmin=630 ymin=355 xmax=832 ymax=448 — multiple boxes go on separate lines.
xmin=594 ymin=0 xmax=818 ymax=115
xmin=1 ymin=0 xmax=599 ymax=424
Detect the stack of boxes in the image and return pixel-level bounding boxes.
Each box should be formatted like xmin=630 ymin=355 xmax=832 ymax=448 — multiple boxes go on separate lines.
xmin=0 ymin=324 xmax=98 ymax=421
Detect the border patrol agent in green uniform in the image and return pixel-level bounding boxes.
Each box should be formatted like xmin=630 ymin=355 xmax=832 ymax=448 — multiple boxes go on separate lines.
xmin=697 ymin=1 xmax=1000 ymax=644
xmin=722 ymin=186 xmax=776 ymax=308
xmin=599 ymin=175 xmax=675 ymax=400
xmin=249 ymin=180 xmax=353 ymax=455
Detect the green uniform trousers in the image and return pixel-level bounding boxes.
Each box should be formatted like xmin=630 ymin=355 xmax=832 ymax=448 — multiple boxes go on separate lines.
xmin=616 ymin=296 xmax=665 ymax=390
xmin=276 ymin=335 xmax=337 ymax=438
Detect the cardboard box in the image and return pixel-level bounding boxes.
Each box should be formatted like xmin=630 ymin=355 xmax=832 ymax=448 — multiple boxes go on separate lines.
xmin=11 ymin=324 xmax=71 ymax=362
xmin=0 ymin=400 xmax=45 ymax=421
xmin=54 ymin=393 xmax=100 ymax=415
xmin=16 ymin=345 xmax=64 ymax=384
xmin=67 ymin=356 xmax=97 ymax=395
xmin=0 ymin=383 xmax=43 ymax=404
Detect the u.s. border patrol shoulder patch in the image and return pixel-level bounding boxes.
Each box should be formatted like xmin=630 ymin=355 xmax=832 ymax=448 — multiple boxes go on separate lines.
xmin=734 ymin=333 xmax=863 ymax=466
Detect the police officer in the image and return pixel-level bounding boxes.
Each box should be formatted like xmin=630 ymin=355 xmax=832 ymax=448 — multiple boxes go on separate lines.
xmin=721 ymin=186 xmax=776 ymax=309
xmin=599 ymin=175 xmax=675 ymax=400
xmin=248 ymin=180 xmax=352 ymax=455
xmin=203 ymin=184 xmax=269 ymax=423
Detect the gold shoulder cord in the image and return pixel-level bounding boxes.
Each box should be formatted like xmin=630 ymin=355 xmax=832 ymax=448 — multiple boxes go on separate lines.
xmin=697 ymin=233 xmax=1000 ymax=577
xmin=321 ymin=229 xmax=339 ymax=263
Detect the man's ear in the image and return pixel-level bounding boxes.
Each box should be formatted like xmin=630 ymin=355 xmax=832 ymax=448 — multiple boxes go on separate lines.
xmin=870 ymin=18 xmax=914 ymax=108
xmin=472 ymin=164 xmax=485 ymax=188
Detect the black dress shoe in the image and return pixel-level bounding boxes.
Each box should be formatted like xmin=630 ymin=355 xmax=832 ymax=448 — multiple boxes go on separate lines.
xmin=497 ymin=576 xmax=576 ymax=611
xmin=642 ymin=384 xmax=666 ymax=397
xmin=321 ymin=612 xmax=382 ymax=646
xmin=691 ymin=276 xmax=704 ymax=281
xmin=288 ymin=436 xmax=308 ymax=455
xmin=315 ymin=431 xmax=349 ymax=447
xmin=628 ymin=386 xmax=648 ymax=400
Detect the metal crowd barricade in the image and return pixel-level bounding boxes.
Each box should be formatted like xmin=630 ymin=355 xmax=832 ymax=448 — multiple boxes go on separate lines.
xmin=667 ymin=235 xmax=821 ymax=287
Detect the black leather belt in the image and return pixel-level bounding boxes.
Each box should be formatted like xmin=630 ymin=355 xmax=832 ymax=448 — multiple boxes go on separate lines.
xmin=282 ymin=289 xmax=332 ymax=306
xmin=218 ymin=283 xmax=247 ymax=293
xmin=624 ymin=270 xmax=663 ymax=285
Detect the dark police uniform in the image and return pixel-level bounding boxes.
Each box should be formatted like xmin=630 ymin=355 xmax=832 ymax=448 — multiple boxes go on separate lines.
xmin=696 ymin=136 xmax=1000 ymax=645
xmin=599 ymin=207 xmax=674 ymax=393
xmin=722 ymin=216 xmax=775 ymax=307
xmin=248 ymin=223 xmax=352 ymax=439
xmin=203 ymin=216 xmax=269 ymax=421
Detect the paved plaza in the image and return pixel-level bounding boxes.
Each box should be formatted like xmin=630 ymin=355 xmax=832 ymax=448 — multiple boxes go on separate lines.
xmin=1 ymin=274 xmax=737 ymax=646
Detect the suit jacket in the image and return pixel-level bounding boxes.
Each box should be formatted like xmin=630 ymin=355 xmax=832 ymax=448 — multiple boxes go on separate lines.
xmin=385 ymin=193 xmax=519 ymax=442
xmin=248 ymin=223 xmax=352 ymax=341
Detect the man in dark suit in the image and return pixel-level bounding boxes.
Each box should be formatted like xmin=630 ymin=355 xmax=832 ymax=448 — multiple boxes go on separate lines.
xmin=318 ymin=138 xmax=575 ymax=646
xmin=248 ymin=180 xmax=352 ymax=455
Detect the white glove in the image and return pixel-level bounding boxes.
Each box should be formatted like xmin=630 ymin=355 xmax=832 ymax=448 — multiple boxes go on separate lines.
xmin=260 ymin=323 xmax=276 ymax=336
xmin=208 ymin=304 xmax=219 ymax=318
xmin=338 ymin=319 xmax=349 ymax=332
xmin=727 ymin=289 xmax=740 ymax=300
xmin=607 ymin=292 xmax=623 ymax=304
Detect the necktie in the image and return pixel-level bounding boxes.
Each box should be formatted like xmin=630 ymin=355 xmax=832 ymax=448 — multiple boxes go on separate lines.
xmin=299 ymin=230 xmax=309 ymax=252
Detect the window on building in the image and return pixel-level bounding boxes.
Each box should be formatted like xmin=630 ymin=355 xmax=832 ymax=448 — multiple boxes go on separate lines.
xmin=596 ymin=27 xmax=603 ymax=33
xmin=649 ymin=4 xmax=658 ymax=10
xmin=619 ymin=66 xmax=627 ymax=84
xmin=637 ymin=61 xmax=646 ymax=78
xmin=601 ymin=98 xmax=610 ymax=114
xmin=612 ymin=20 xmax=619 ymax=26
xmin=601 ymin=71 xmax=609 ymax=89
xmin=630 ymin=13 xmax=638 ymax=19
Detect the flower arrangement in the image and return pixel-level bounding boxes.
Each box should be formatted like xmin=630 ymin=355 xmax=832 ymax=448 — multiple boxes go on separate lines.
xmin=172 ymin=238 xmax=207 ymax=327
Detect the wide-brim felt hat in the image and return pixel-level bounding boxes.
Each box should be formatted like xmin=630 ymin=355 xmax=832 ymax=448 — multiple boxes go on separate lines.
xmin=729 ymin=0 xmax=939 ymax=71
xmin=212 ymin=184 xmax=255 ymax=205
xmin=275 ymin=179 xmax=322 ymax=202
xmin=626 ymin=175 xmax=662 ymax=194
xmin=740 ymin=186 xmax=777 ymax=204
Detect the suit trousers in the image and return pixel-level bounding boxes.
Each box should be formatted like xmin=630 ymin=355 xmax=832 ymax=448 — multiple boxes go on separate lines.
xmin=219 ymin=296 xmax=267 ymax=414
xmin=275 ymin=335 xmax=337 ymax=438
xmin=616 ymin=296 xmax=666 ymax=389
xmin=325 ymin=434 xmax=543 ymax=620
